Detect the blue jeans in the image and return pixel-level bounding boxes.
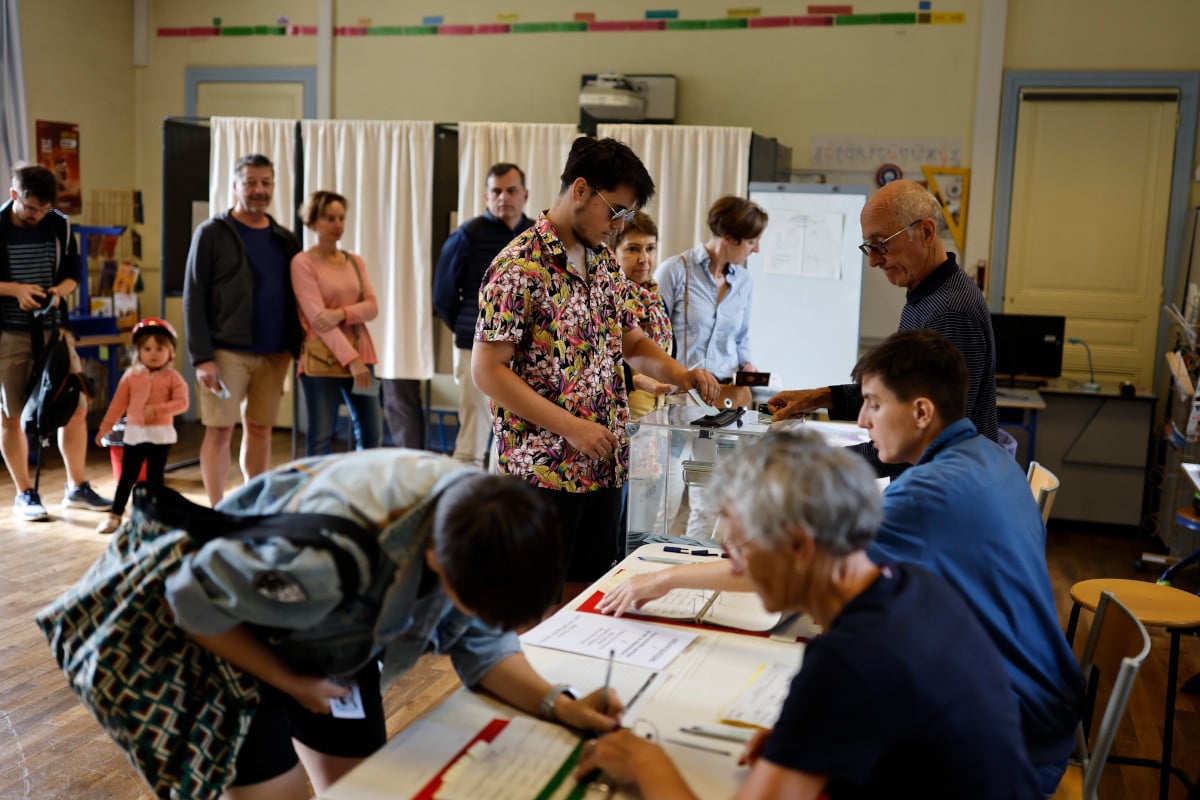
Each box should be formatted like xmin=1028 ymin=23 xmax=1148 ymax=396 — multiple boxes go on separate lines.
xmin=299 ymin=373 xmax=383 ymax=456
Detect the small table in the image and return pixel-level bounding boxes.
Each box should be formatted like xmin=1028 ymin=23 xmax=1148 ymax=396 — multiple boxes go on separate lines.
xmin=996 ymin=387 xmax=1046 ymax=467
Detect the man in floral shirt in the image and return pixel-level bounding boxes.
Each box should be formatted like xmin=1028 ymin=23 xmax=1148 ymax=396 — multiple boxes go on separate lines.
xmin=473 ymin=137 xmax=719 ymax=600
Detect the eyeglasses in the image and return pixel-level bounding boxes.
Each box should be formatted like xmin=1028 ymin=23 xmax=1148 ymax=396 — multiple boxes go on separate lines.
xmin=588 ymin=184 xmax=637 ymax=223
xmin=858 ymin=219 xmax=923 ymax=256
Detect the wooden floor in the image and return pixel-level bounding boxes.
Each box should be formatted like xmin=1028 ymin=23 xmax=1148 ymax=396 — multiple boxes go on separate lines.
xmin=1 ymin=425 xmax=1199 ymax=799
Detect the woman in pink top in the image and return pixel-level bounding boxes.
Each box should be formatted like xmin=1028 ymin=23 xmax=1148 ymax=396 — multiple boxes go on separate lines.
xmin=93 ymin=317 xmax=190 ymax=534
xmin=292 ymin=190 xmax=382 ymax=455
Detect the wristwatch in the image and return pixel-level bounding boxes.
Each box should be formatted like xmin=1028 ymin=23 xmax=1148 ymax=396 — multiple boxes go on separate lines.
xmin=539 ymin=683 xmax=580 ymax=721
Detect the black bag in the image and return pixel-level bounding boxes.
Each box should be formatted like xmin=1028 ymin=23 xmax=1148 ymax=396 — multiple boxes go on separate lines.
xmin=20 ymin=317 xmax=90 ymax=492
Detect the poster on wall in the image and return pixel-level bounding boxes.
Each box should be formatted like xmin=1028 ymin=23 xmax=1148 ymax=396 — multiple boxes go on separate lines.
xmin=35 ymin=120 xmax=81 ymax=215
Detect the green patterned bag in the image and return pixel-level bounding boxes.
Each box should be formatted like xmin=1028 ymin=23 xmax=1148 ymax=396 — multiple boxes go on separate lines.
xmin=34 ymin=496 xmax=260 ymax=799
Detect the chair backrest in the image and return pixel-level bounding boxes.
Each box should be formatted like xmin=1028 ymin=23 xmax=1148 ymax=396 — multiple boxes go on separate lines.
xmin=1073 ymin=590 xmax=1151 ymax=800
xmin=425 ymin=373 xmax=459 ymax=412
xmin=1027 ymin=460 xmax=1060 ymax=523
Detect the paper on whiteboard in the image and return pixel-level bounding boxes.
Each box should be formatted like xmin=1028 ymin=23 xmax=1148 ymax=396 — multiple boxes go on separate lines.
xmin=521 ymin=610 xmax=697 ymax=670
xmin=763 ymin=212 xmax=845 ymax=279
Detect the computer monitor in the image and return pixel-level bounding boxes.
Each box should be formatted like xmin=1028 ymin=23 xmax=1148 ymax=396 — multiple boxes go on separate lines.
xmin=990 ymin=313 xmax=1065 ymax=386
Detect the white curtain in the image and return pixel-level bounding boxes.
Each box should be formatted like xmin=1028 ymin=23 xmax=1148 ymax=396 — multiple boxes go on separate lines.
xmin=598 ymin=124 xmax=752 ymax=260
xmin=302 ymin=119 xmax=435 ymax=380
xmin=0 ymin=0 xmax=30 ymax=181
xmin=457 ymin=122 xmax=580 ymax=222
xmin=209 ymin=117 xmax=297 ymax=226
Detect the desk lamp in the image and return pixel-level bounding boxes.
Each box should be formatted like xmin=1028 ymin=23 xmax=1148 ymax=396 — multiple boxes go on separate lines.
xmin=1067 ymin=337 xmax=1101 ymax=392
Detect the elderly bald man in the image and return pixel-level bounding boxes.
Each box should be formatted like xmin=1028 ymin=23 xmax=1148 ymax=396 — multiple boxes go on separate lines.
xmin=767 ymin=179 xmax=998 ymax=477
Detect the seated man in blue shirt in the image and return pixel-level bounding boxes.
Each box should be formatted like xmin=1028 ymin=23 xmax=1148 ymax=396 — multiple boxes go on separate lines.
xmin=581 ymin=429 xmax=1040 ymax=799
xmin=601 ymin=329 xmax=1082 ymax=795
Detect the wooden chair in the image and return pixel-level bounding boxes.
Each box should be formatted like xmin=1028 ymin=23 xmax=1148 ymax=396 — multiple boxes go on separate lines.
xmin=1052 ymin=591 xmax=1151 ymax=800
xmin=1028 ymin=460 xmax=1060 ymax=523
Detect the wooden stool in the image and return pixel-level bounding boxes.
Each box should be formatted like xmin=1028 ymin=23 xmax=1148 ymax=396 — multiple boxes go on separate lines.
xmin=1066 ymin=578 xmax=1200 ymax=800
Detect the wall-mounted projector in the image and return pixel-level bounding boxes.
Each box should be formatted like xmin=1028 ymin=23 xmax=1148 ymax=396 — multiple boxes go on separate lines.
xmin=579 ymin=72 xmax=647 ymax=120
xmin=579 ymin=73 xmax=677 ymax=135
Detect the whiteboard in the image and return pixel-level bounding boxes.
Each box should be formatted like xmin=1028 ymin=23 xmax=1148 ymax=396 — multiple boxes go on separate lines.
xmin=746 ymin=184 xmax=869 ymax=391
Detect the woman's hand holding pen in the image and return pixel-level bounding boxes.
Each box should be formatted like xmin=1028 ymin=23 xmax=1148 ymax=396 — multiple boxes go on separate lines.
xmin=556 ymin=687 xmax=624 ymax=733
xmin=597 ymin=574 xmax=670 ymax=617
xmin=576 ymin=730 xmax=693 ymax=796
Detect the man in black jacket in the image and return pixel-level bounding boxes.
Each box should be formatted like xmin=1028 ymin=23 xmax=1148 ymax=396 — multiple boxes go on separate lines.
xmin=183 ymin=153 xmax=302 ymax=506
xmin=0 ymin=164 xmax=113 ymax=521
xmin=431 ymin=163 xmax=532 ymax=467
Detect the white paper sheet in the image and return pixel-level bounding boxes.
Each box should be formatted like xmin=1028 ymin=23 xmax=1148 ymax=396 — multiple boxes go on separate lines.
xmin=434 ymin=717 xmax=579 ymax=800
xmin=719 ymin=662 xmax=799 ymax=729
xmin=521 ymin=610 xmax=697 ymax=670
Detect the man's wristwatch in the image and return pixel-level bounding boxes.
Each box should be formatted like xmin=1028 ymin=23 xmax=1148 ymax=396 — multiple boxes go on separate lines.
xmin=539 ymin=684 xmax=580 ymax=721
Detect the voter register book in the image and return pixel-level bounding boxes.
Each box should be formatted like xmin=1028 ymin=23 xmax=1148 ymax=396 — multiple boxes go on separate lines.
xmin=577 ymin=569 xmax=782 ymax=633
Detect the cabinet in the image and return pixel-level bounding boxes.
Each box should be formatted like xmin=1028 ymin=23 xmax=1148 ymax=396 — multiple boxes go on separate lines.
xmin=1031 ymin=384 xmax=1156 ymax=528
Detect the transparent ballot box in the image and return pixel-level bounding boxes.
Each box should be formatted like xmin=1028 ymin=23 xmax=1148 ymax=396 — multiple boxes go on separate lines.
xmin=625 ymin=406 xmax=872 ymax=554
xmin=625 ymin=404 xmax=772 ymax=553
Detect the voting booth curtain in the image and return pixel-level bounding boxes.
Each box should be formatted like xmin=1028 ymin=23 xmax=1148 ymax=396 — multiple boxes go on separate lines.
xmin=209 ymin=117 xmax=298 ymax=231
xmin=0 ymin=0 xmax=28 ymax=185
xmin=209 ymin=116 xmax=435 ymax=382
xmin=301 ymin=119 xmax=435 ymax=382
xmin=456 ymin=122 xmax=580 ymax=225
xmin=598 ymin=124 xmax=752 ymax=262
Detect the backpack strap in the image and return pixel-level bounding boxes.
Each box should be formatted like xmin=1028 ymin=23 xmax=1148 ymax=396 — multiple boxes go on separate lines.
xmin=132 ymin=484 xmax=382 ymax=600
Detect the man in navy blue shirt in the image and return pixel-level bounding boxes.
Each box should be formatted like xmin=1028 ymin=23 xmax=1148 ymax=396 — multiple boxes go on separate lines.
xmin=184 ymin=154 xmax=302 ymax=505
xmin=431 ymin=163 xmax=532 ymax=466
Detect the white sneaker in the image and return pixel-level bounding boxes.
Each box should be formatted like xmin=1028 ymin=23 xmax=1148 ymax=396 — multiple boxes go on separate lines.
xmin=14 ymin=489 xmax=50 ymax=521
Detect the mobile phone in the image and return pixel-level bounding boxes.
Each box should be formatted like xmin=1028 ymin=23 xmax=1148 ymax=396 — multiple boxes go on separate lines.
xmin=31 ymin=293 xmax=59 ymax=318
xmin=351 ymin=378 xmax=381 ymax=398
xmin=211 ymin=380 xmax=231 ymax=400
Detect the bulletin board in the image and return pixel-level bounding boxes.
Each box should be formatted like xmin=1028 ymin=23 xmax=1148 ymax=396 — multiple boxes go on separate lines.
xmin=745 ymin=183 xmax=868 ymax=392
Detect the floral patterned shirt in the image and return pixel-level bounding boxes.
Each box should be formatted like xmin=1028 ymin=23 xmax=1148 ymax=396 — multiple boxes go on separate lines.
xmin=475 ymin=214 xmax=639 ymax=492
xmin=629 ymin=276 xmax=673 ymax=354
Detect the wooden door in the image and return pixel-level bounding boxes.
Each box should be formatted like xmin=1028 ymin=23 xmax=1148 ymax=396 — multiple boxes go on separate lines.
xmin=1003 ymin=91 xmax=1177 ymax=389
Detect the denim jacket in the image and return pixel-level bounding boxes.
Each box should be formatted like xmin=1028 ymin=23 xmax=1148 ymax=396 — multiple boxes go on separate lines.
xmin=165 ymin=449 xmax=521 ymax=688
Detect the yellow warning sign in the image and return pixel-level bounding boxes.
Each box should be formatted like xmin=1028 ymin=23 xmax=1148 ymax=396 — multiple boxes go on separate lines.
xmin=922 ymin=166 xmax=970 ymax=253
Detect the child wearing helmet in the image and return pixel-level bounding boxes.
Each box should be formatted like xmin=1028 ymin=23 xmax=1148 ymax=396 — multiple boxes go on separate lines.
xmin=93 ymin=318 xmax=190 ymax=534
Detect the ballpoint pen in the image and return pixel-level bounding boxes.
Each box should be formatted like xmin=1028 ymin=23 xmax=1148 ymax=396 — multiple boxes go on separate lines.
xmin=678 ymin=724 xmax=755 ymax=743
xmin=637 ymin=555 xmax=691 ymax=565
xmin=662 ymin=737 xmax=733 ymax=757
xmin=601 ymin=649 xmax=614 ymax=715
